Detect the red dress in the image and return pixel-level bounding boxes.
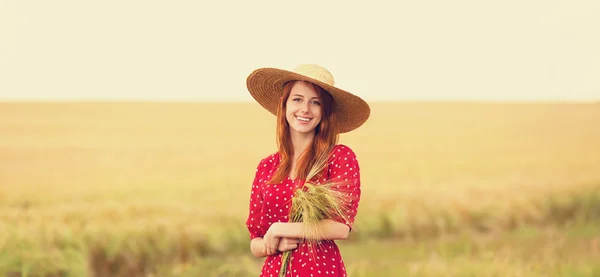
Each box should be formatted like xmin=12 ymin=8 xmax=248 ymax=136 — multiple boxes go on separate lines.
xmin=246 ymin=144 xmax=361 ymax=277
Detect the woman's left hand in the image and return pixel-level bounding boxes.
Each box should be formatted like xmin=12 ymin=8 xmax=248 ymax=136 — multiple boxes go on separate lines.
xmin=263 ymin=223 xmax=282 ymax=255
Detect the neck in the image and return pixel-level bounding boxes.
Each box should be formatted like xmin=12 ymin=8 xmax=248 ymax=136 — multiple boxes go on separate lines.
xmin=290 ymin=130 xmax=315 ymax=161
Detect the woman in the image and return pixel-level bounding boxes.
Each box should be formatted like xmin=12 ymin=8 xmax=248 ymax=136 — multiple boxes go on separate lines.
xmin=245 ymin=64 xmax=370 ymax=276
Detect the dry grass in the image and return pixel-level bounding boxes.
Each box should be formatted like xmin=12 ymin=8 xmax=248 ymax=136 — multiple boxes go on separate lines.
xmin=1 ymin=101 xmax=599 ymax=276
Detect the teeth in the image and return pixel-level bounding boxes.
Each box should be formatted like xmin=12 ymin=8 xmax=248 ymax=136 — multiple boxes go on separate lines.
xmin=296 ymin=116 xmax=311 ymax=122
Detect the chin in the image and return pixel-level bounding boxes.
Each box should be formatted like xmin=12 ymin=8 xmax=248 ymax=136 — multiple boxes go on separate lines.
xmin=292 ymin=126 xmax=316 ymax=134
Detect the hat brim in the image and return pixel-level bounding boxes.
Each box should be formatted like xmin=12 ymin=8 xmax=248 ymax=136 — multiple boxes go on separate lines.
xmin=246 ymin=68 xmax=370 ymax=134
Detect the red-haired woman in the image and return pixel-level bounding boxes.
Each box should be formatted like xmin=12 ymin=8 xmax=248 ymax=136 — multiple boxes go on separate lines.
xmin=245 ymin=64 xmax=370 ymax=277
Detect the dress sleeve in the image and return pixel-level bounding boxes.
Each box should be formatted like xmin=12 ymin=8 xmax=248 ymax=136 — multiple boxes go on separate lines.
xmin=245 ymin=159 xmax=266 ymax=240
xmin=327 ymin=145 xmax=362 ymax=231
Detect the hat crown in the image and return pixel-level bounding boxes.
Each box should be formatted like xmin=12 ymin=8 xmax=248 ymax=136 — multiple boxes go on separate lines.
xmin=293 ymin=64 xmax=335 ymax=87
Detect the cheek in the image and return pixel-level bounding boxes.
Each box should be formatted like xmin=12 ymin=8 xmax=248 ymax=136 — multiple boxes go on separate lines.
xmin=285 ymin=112 xmax=295 ymax=123
xmin=314 ymin=109 xmax=323 ymax=122
xmin=285 ymin=104 xmax=295 ymax=115
xmin=286 ymin=102 xmax=300 ymax=114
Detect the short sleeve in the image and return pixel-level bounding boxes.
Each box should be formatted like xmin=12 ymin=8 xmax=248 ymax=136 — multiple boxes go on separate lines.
xmin=245 ymin=159 xmax=266 ymax=240
xmin=327 ymin=145 xmax=361 ymax=231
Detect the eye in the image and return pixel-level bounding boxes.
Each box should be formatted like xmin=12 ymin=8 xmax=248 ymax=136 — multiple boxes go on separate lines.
xmin=312 ymin=100 xmax=321 ymax=106
xmin=293 ymin=98 xmax=302 ymax=102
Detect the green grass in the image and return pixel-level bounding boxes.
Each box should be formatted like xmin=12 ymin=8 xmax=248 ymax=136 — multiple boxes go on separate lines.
xmin=338 ymin=223 xmax=600 ymax=277
xmin=129 ymin=223 xmax=600 ymax=277
xmin=1 ymin=184 xmax=598 ymax=276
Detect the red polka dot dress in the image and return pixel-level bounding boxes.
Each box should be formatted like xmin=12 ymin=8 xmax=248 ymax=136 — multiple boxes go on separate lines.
xmin=246 ymin=144 xmax=361 ymax=277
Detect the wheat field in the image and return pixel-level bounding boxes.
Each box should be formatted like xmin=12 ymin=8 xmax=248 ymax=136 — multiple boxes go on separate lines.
xmin=1 ymin=102 xmax=599 ymax=277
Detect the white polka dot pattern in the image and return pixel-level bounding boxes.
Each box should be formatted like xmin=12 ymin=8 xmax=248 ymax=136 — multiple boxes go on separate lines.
xmin=245 ymin=144 xmax=361 ymax=276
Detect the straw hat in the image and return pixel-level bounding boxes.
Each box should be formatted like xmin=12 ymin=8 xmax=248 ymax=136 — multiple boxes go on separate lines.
xmin=246 ymin=64 xmax=370 ymax=133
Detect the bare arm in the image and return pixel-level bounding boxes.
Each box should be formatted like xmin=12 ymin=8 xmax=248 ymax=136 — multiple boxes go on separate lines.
xmin=250 ymin=237 xmax=268 ymax=258
xmin=270 ymin=219 xmax=350 ymax=241
xmin=259 ymin=219 xmax=350 ymax=256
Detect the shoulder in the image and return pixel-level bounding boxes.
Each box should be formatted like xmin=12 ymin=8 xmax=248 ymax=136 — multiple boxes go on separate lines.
xmin=255 ymin=152 xmax=280 ymax=171
xmin=328 ymin=144 xmax=361 ymax=179
xmin=331 ymin=144 xmax=358 ymax=160
xmin=330 ymin=144 xmax=360 ymax=167
xmin=251 ymin=152 xmax=279 ymax=186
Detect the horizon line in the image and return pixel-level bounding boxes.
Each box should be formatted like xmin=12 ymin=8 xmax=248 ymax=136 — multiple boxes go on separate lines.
xmin=1 ymin=99 xmax=599 ymax=104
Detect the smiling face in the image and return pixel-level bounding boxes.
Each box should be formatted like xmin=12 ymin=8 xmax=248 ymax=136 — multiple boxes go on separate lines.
xmin=285 ymin=81 xmax=323 ymax=136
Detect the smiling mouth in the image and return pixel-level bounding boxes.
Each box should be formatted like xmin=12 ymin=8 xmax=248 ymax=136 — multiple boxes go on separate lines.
xmin=295 ymin=115 xmax=312 ymax=123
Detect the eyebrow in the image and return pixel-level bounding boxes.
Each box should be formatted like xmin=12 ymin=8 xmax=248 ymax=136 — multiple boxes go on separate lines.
xmin=292 ymin=94 xmax=320 ymax=100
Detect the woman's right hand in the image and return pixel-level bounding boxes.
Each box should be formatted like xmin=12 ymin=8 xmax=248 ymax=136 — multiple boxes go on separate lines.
xmin=277 ymin=238 xmax=300 ymax=252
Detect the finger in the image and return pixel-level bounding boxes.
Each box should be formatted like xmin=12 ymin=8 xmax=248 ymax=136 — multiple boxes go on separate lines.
xmin=265 ymin=236 xmax=275 ymax=255
xmin=270 ymin=238 xmax=279 ymax=255
xmin=264 ymin=241 xmax=269 ymax=255
xmin=277 ymin=240 xmax=285 ymax=252
xmin=282 ymin=238 xmax=300 ymax=244
xmin=265 ymin=239 xmax=274 ymax=255
xmin=284 ymin=243 xmax=298 ymax=252
xmin=281 ymin=242 xmax=297 ymax=252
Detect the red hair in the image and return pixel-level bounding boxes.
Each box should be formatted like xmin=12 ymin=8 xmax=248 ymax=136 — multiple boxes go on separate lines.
xmin=268 ymin=81 xmax=338 ymax=185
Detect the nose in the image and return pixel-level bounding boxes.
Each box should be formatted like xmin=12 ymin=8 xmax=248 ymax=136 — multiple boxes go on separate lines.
xmin=300 ymin=101 xmax=310 ymax=114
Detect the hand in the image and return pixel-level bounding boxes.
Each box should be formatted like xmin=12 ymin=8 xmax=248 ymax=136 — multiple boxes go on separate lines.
xmin=277 ymin=238 xmax=300 ymax=252
xmin=263 ymin=224 xmax=281 ymax=256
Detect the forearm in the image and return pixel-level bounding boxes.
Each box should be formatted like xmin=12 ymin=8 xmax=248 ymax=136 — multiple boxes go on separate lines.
xmin=250 ymin=237 xmax=267 ymax=258
xmin=251 ymin=220 xmax=349 ymax=257
xmin=274 ymin=219 xmax=350 ymax=241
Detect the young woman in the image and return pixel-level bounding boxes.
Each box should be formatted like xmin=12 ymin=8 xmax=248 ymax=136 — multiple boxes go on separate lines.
xmin=245 ymin=64 xmax=370 ymax=276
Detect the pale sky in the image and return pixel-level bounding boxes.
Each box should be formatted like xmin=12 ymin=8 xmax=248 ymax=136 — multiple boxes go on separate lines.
xmin=1 ymin=0 xmax=599 ymax=101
